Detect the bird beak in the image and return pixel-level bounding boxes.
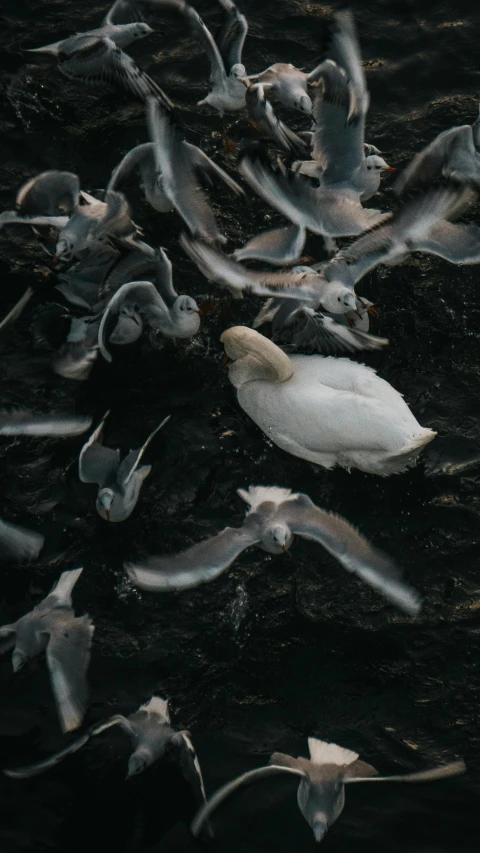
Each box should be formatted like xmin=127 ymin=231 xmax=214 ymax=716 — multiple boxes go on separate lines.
xmin=222 ymin=354 xmax=231 ymax=368
xmin=130 ymin=315 xmax=140 ymax=326
xmin=281 ymin=544 xmax=289 ymax=552
xmin=384 ymin=166 xmax=396 ymax=172
xmin=106 ymin=509 xmax=110 ymax=521
xmin=354 ymin=309 xmax=363 ymax=318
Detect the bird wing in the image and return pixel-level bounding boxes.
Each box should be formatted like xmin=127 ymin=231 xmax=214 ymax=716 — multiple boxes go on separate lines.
xmin=100 ymin=248 xmax=158 ymax=296
xmin=327 ymin=10 xmax=369 ymax=120
xmin=104 ymin=0 xmax=149 ymax=25
xmin=125 ymin=522 xmax=261 ymax=592
xmin=3 ymin=714 xmax=130 ymax=779
xmin=152 ymin=248 xmax=178 ymax=306
xmin=415 ymin=220 xmax=480 ymax=263
xmin=246 ymin=84 xmax=308 ymax=156
xmin=147 ymin=97 xmax=225 ymax=243
xmin=233 ymin=223 xmax=306 ymax=266
xmin=191 ymin=764 xmax=306 ymax=837
xmin=59 ymin=38 xmax=173 ymax=109
xmin=45 ymin=614 xmax=94 ymax=733
xmin=215 ymin=0 xmax=248 ymax=71
xmin=346 ymin=760 xmax=466 ymax=784
xmin=0 ymin=211 xmax=69 ymax=230
xmin=156 ymin=0 xmax=227 ymax=84
xmin=291 ymin=309 xmax=388 ymax=354
xmin=79 ymin=411 xmax=120 ymax=485
xmin=0 ymin=626 xmax=17 ymax=656
xmin=16 ymin=170 xmax=80 ymax=216
xmin=106 ymin=143 xmax=155 ymax=192
xmin=184 ymin=142 xmax=244 ymax=197
xmin=0 ymin=518 xmax=44 ymax=562
xmin=311 ymin=64 xmax=365 ymax=182
xmin=239 ymin=157 xmax=389 ymax=237
xmin=90 ymin=190 xmax=135 ymax=240
xmin=0 ymin=287 xmax=35 ymax=334
xmin=0 ymin=411 xmax=92 ymax=437
xmin=98 ymin=280 xmax=165 ymax=361
xmin=395 ymin=126 xmax=471 ymax=194
xmin=334 ymin=227 xmax=396 ymax=283
xmin=180 ymin=233 xmax=324 ymax=301
xmin=117 ymin=415 xmax=170 ymax=486
xmin=281 ymin=494 xmax=422 ymax=615
xmin=171 ymin=731 xmax=209 ymax=809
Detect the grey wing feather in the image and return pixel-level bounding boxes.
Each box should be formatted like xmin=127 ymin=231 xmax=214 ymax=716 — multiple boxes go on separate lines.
xmin=125 ymin=522 xmax=261 ymax=591
xmin=394 ymin=127 xmax=469 ymax=194
xmin=16 ymin=171 xmax=80 ymax=216
xmin=105 ymin=0 xmax=148 ymax=25
xmin=0 ymin=518 xmax=44 ymax=562
xmin=216 ymin=0 xmax=248 ymax=70
xmin=311 ymin=66 xmax=365 ymax=181
xmin=117 ymin=415 xmax=170 ymax=486
xmin=180 ymin=233 xmax=324 ymax=301
xmin=91 ymin=190 xmax=134 ymax=241
xmin=107 ymin=143 xmax=155 ymax=192
xmin=232 ymin=224 xmax=306 ymax=266
xmin=347 ymin=760 xmax=466 ymax=784
xmin=335 ymin=227 xmax=396 ymax=283
xmin=152 ymin=248 xmax=178 ymax=306
xmin=291 ymin=310 xmax=388 ymax=354
xmin=0 ymin=287 xmax=35 ymax=333
xmin=191 ymin=765 xmax=306 ymax=837
xmin=415 ymin=220 xmax=480 ymax=263
xmin=0 ymin=411 xmax=92 ymax=437
xmin=98 ymin=281 xmax=166 ymax=362
xmin=79 ymin=412 xmax=120 ymax=484
xmin=101 ymin=249 xmax=159 ymax=296
xmin=157 ymin=0 xmax=226 ymax=84
xmin=171 ymin=731 xmax=208 ymax=808
xmin=184 ymin=142 xmax=244 ymax=197
xmin=328 ymin=10 xmax=369 ymax=119
xmin=246 ymin=84 xmax=308 ymax=156
xmin=283 ymin=496 xmax=422 ymax=614
xmin=0 ymin=212 xmax=69 ymax=230
xmin=46 ymin=614 xmax=94 ymax=733
xmin=147 ymin=98 xmax=224 ymax=243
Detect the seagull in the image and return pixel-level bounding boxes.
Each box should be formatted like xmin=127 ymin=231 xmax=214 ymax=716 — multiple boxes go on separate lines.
xmin=125 ymin=484 xmax=421 ymax=613
xmin=180 ymin=233 xmax=359 ymax=314
xmin=231 ymin=223 xmax=306 ymax=267
xmin=395 ymin=102 xmax=480 ymax=194
xmin=3 ymin=695 xmax=208 ymax=813
xmin=0 ymin=411 xmax=92 ymax=436
xmin=98 ymin=250 xmax=200 ymax=362
xmin=0 ymin=568 xmax=93 ymax=733
xmin=0 ymin=517 xmax=45 ymax=563
xmin=247 ymin=57 xmax=340 ymax=116
xmin=26 ymin=0 xmax=173 ymax=109
xmin=55 ymin=243 xmax=121 ymax=310
xmin=55 ymin=190 xmax=140 ymax=263
xmin=146 ymin=96 xmax=244 ymax=244
xmin=239 ymin=156 xmax=391 ymax=239
xmin=79 ymin=412 xmax=170 ymax=522
xmin=293 ymin=12 xmax=395 ymax=199
xmin=191 ymin=736 xmax=466 ymax=843
xmin=52 ymin=315 xmax=101 ymax=381
xmin=156 ymin=0 xmax=249 ymax=115
xmin=107 ymin=142 xmax=171 ymax=213
xmin=245 ymin=83 xmax=308 ymax=157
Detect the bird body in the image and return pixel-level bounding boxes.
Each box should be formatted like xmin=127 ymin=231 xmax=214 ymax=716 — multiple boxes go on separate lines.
xmin=222 ymin=327 xmax=435 ymax=476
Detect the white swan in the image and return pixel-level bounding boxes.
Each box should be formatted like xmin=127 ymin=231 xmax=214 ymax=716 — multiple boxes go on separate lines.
xmin=221 ymin=327 xmax=435 ymax=476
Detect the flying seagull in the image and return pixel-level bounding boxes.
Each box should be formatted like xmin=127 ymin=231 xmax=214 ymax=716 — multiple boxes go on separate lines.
xmin=0 ymin=568 xmax=93 ymax=733
xmin=125 ymin=485 xmax=422 ymax=614
xmin=0 ymin=517 xmax=45 ymax=563
xmin=191 ymin=736 xmax=465 ymax=843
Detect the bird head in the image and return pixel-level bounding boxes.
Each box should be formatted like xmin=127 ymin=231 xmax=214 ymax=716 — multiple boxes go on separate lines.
xmin=321 ymin=283 xmax=357 ymax=314
xmin=132 ymin=22 xmax=153 ymax=39
xmin=365 ymin=154 xmax=396 ymax=173
xmin=269 ymin=523 xmax=293 ymax=552
xmin=230 ymin=63 xmax=248 ymax=80
xmin=174 ymin=295 xmax=201 ymax=337
xmin=295 ymin=93 xmax=313 ymax=115
xmin=98 ymin=488 xmax=115 ymax=521
xmin=127 ymin=747 xmax=151 ymax=778
xmin=55 ymin=237 xmax=74 ymax=262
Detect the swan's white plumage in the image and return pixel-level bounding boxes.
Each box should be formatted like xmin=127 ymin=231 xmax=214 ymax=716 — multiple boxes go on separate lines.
xmin=308 ymin=738 xmax=359 ymax=767
xmin=224 ymin=328 xmax=435 ymax=476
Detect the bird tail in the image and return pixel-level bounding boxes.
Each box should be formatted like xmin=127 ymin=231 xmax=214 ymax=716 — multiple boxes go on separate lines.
xmin=308 ymin=738 xmax=359 ymax=767
xmin=25 ymin=43 xmax=63 ymax=56
xmin=49 ymin=568 xmax=84 ymax=606
xmin=140 ymin=696 xmax=170 ymax=722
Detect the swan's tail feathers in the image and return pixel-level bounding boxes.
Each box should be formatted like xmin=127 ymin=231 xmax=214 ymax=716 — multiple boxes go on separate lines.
xmin=380 ymin=429 xmax=437 ymax=475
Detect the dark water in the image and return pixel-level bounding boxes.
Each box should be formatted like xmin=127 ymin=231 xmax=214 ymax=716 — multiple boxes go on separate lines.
xmin=1 ymin=1 xmax=480 ymax=851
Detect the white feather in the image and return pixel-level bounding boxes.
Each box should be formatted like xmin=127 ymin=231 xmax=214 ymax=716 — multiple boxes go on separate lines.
xmin=141 ymin=695 xmax=170 ymax=722
xmin=237 ymin=485 xmax=298 ymax=514
xmin=308 ymin=737 xmax=359 ymax=767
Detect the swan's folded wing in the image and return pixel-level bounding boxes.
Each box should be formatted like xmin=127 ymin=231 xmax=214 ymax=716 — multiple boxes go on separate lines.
xmin=125 ymin=523 xmax=261 ymax=591
xmin=233 ymin=224 xmax=306 ymax=266
xmin=282 ymin=495 xmax=422 ymax=615
xmin=0 ymin=518 xmax=45 ymax=562
xmin=46 ymin=614 xmax=94 ymax=733
xmin=346 ymin=760 xmax=466 ymax=784
xmin=191 ymin=764 xmax=306 ymax=836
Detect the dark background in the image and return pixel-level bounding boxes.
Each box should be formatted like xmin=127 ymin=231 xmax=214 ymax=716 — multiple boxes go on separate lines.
xmin=0 ymin=1 xmax=479 ymax=851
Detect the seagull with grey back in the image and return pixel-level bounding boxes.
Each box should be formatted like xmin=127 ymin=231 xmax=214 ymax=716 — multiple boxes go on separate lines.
xmin=395 ymin=101 xmax=480 ymax=194
xmin=0 ymin=568 xmax=93 ymax=732
xmin=79 ymin=412 xmax=170 ymax=521
xmin=155 ymin=0 xmax=249 ymax=115
xmin=191 ymin=736 xmax=466 ymax=843
xmin=293 ymin=12 xmax=395 ymax=199
xmin=98 ymin=249 xmax=201 ymax=362
xmin=26 ymin=0 xmax=173 ymax=108
xmin=146 ymin=97 xmax=244 ymax=244
xmin=3 ymin=695 xmax=209 ymax=816
xmin=125 ymin=484 xmax=421 ymax=613
xmin=0 ymin=518 xmax=45 ymax=563
xmin=247 ymin=54 xmax=343 ymax=116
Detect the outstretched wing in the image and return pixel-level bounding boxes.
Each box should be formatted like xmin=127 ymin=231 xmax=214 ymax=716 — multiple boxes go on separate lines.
xmin=125 ymin=521 xmax=261 ymax=592
xmin=117 ymin=415 xmax=170 ymax=486
xmin=78 ymin=411 xmax=120 ymax=485
xmin=415 ymin=220 xmax=480 ymax=263
xmin=281 ymin=495 xmax=422 ymax=615
xmin=0 ymin=517 xmax=44 ymax=562
xmin=191 ymin=764 xmax=306 ymax=837
xmin=215 ymin=0 xmax=248 ymax=71
xmin=395 ymin=126 xmax=470 ymax=194
xmin=246 ymin=83 xmax=308 ymax=157
xmin=291 ymin=309 xmax=388 ymax=354
xmin=171 ymin=731 xmax=208 ymax=809
xmin=0 ymin=411 xmax=92 ymax=437
xmin=233 ymin=224 xmax=306 ymax=266
xmin=346 ymin=760 xmax=466 ymax=784
xmin=46 ymin=614 xmax=94 ymax=733
xmin=107 ymin=143 xmax=155 ymax=193
xmin=185 ymin=142 xmax=244 ymax=197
